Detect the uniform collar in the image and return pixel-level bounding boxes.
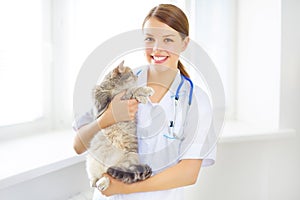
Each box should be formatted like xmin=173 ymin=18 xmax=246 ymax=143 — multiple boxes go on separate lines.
xmin=136 ymin=65 xmax=183 ymax=95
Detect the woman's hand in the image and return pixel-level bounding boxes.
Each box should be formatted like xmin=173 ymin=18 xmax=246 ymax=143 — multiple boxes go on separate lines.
xmin=74 ymin=92 xmax=139 ymax=154
xmin=100 ymin=174 xmax=129 ymax=197
xmin=97 ymin=92 xmax=139 ymax=128
xmin=100 ymin=160 xmax=202 ymax=197
xmin=109 ymin=91 xmax=139 ymax=122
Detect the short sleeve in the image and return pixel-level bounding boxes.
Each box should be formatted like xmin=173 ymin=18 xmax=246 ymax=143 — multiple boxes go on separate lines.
xmin=179 ymin=86 xmax=217 ymax=167
xmin=72 ymin=108 xmax=95 ymax=131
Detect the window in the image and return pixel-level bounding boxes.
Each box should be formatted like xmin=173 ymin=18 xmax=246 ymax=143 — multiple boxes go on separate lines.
xmin=0 ymin=0 xmax=43 ymax=126
xmin=235 ymin=0 xmax=281 ymax=129
xmin=190 ymin=0 xmax=237 ymax=120
xmin=0 ymin=0 xmax=51 ymax=138
xmin=191 ymin=0 xmax=282 ymax=136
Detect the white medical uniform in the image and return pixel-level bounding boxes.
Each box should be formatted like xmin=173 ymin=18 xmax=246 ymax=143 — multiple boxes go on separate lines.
xmin=72 ymin=66 xmax=217 ymax=200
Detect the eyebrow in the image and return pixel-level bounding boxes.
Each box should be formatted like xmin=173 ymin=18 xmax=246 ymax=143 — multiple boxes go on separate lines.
xmin=144 ymin=33 xmax=176 ymax=37
xmin=162 ymin=34 xmax=176 ymax=37
xmin=144 ymin=33 xmax=154 ymax=37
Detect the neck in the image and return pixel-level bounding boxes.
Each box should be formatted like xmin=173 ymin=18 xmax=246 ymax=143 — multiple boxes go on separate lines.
xmin=147 ymin=65 xmax=178 ymax=87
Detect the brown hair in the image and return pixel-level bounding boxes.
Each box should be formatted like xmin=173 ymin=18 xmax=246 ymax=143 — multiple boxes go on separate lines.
xmin=142 ymin=4 xmax=190 ymax=78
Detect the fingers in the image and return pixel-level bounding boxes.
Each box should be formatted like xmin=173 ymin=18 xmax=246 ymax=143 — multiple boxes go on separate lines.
xmin=109 ymin=94 xmax=139 ymax=122
xmin=99 ymin=174 xmax=111 ymax=196
xmin=100 ymin=174 xmax=124 ymax=197
xmin=127 ymin=99 xmax=138 ymax=120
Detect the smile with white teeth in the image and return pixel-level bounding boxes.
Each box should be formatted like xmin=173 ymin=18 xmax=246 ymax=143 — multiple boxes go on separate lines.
xmin=152 ymin=55 xmax=168 ymax=62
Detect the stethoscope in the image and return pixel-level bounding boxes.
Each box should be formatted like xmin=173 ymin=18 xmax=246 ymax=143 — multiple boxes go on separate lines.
xmin=164 ymin=74 xmax=194 ymax=141
xmin=136 ymin=68 xmax=194 ymax=141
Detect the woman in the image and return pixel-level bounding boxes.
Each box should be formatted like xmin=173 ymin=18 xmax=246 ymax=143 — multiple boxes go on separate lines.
xmin=73 ymin=4 xmax=216 ymax=200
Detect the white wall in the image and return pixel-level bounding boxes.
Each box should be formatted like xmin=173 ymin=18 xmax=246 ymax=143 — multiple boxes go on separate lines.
xmin=185 ymin=139 xmax=300 ymax=199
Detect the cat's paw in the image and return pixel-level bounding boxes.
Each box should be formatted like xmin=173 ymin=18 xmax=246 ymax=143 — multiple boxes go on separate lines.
xmin=136 ymin=96 xmax=148 ymax=104
xmin=134 ymin=87 xmax=154 ymax=104
xmin=107 ymin=164 xmax=152 ymax=184
xmin=143 ymin=86 xmax=154 ymax=96
xmin=96 ymin=176 xmax=110 ymax=191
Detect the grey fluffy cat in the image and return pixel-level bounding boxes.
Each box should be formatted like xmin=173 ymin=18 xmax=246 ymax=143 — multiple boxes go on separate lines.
xmin=86 ymin=61 xmax=153 ymax=191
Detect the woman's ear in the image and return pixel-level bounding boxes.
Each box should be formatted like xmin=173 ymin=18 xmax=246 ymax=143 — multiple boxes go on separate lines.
xmin=181 ymin=36 xmax=190 ymax=52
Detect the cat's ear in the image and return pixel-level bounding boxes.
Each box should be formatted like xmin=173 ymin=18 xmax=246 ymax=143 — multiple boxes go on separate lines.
xmin=111 ymin=60 xmax=125 ymax=78
xmin=118 ymin=60 xmax=125 ymax=73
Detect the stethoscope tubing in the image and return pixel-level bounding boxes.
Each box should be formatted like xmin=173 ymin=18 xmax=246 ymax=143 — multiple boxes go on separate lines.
xmin=168 ymin=74 xmax=194 ymax=140
xmin=136 ymin=68 xmax=194 ymax=141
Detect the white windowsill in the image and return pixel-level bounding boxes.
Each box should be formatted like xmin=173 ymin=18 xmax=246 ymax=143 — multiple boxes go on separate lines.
xmin=220 ymin=120 xmax=296 ymax=143
xmin=0 ymin=130 xmax=85 ymax=190
xmin=0 ymin=122 xmax=296 ymax=190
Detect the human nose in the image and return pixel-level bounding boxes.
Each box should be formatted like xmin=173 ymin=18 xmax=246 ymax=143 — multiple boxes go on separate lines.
xmin=152 ymin=40 xmax=164 ymax=52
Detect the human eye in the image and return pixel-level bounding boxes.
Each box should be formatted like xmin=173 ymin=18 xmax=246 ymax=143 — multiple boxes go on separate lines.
xmin=164 ymin=38 xmax=174 ymax=43
xmin=144 ymin=37 xmax=154 ymax=42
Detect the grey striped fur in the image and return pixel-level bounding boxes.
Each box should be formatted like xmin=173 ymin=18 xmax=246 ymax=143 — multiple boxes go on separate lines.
xmin=86 ymin=62 xmax=153 ymax=187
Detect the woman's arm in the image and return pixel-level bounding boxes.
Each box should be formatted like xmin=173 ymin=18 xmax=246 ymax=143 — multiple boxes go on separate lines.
xmin=73 ymin=110 xmax=114 ymax=154
xmin=73 ymin=92 xmax=139 ymax=154
xmin=101 ymin=159 xmax=202 ymax=196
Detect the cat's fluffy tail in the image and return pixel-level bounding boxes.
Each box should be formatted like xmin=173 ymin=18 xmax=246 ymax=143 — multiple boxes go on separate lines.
xmin=107 ymin=164 xmax=152 ymax=184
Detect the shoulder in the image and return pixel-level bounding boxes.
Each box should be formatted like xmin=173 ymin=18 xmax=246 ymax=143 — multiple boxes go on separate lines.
xmin=192 ymin=85 xmax=212 ymax=117
xmin=193 ymin=85 xmax=211 ymax=107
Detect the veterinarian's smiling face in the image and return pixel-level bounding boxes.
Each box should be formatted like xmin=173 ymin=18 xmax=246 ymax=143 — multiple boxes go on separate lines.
xmin=143 ymin=17 xmax=189 ymax=71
